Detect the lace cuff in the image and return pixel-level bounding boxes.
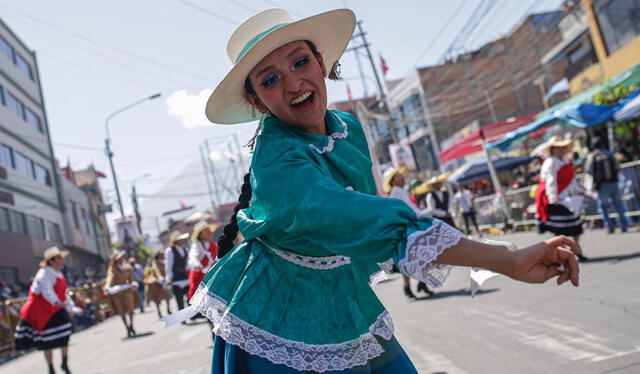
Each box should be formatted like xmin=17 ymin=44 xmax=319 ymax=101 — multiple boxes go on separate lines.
xmin=397 ymin=219 xmax=463 ymax=288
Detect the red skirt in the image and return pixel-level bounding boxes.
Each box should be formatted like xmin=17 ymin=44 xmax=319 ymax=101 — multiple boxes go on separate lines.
xmin=187 ymin=270 xmax=205 ymax=300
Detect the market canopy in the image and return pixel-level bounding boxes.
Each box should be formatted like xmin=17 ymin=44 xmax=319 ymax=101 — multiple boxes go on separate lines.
xmin=614 ymin=92 xmax=640 ymax=123
xmin=448 ymin=155 xmax=534 ymax=185
xmin=488 ymin=63 xmax=640 ymax=151
xmin=439 ymin=113 xmax=537 ymax=163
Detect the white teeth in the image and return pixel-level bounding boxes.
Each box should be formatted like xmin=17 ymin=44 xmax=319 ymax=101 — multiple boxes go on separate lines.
xmin=291 ymin=92 xmax=312 ymax=105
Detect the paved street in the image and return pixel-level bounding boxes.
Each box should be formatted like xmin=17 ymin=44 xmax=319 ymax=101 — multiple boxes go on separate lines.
xmin=3 ymin=229 xmax=639 ymax=374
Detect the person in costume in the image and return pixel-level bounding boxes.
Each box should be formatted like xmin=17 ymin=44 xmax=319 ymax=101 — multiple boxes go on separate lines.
xmin=105 ymin=251 xmax=139 ymax=337
xmin=453 ymin=184 xmax=481 ymax=236
xmin=128 ymin=257 xmax=146 ymax=313
xmin=383 ymin=167 xmax=434 ymax=299
xmin=535 ymin=136 xmax=588 ymax=261
xmin=175 ymin=9 xmax=582 ymax=373
xmin=187 ymin=221 xmax=218 ymax=300
xmin=144 ymin=250 xmax=172 ymax=318
xmin=164 ymin=231 xmax=190 ymax=313
xmin=425 ymin=177 xmax=457 ymax=228
xmin=14 ymin=247 xmax=74 ymax=374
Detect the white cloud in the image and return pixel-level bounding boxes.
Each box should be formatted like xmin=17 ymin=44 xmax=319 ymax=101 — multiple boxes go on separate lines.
xmin=166 ymin=89 xmax=212 ymax=129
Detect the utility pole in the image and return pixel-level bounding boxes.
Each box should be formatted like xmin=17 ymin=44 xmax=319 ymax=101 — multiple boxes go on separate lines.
xmin=483 ymin=89 xmax=499 ymax=124
xmin=350 ymin=20 xmax=400 ymax=145
xmin=131 ymin=184 xmax=142 ymax=237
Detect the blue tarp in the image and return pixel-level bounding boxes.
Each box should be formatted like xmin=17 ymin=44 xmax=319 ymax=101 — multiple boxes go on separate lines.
xmin=614 ymin=93 xmax=640 ymax=123
xmin=489 ymin=89 xmax=640 ymax=151
xmin=449 ymin=155 xmax=534 ymax=185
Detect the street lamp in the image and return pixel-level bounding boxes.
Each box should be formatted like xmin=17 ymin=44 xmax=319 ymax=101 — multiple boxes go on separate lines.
xmin=104 ymin=93 xmax=161 ymax=219
xmin=131 ymin=173 xmax=151 ymax=237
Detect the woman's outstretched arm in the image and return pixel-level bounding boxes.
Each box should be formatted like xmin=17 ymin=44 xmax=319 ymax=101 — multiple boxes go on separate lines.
xmin=435 ymin=236 xmax=581 ymax=287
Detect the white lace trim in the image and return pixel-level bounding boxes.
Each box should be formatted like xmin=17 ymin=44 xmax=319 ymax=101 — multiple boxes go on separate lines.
xmin=369 ymin=258 xmax=394 ymax=287
xmin=257 ymin=238 xmax=351 ymax=270
xmin=190 ymin=287 xmax=394 ymax=372
xmin=398 ymin=219 xmax=463 ymax=288
xmin=309 ymin=112 xmax=349 ymax=154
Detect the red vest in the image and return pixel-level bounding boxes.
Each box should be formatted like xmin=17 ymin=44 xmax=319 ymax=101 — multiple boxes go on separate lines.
xmin=20 ymin=272 xmax=67 ymax=331
xmin=535 ymin=163 xmax=574 ymax=222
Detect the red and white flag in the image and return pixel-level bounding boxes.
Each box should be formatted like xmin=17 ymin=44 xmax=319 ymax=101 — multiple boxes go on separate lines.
xmin=380 ymin=54 xmax=389 ymax=76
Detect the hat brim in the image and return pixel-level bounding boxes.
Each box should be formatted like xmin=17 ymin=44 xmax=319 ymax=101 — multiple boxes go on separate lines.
xmin=544 ymin=139 xmax=574 ymax=153
xmin=206 ymin=9 xmax=356 ymax=124
xmin=172 ymin=233 xmax=190 ymax=243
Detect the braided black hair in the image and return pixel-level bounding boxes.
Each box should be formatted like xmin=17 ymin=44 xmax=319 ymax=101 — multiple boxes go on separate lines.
xmin=217 ymin=172 xmax=253 ymax=258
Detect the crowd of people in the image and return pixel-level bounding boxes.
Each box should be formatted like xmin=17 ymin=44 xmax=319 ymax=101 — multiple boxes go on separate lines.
xmin=8 ymin=219 xmax=219 ymax=374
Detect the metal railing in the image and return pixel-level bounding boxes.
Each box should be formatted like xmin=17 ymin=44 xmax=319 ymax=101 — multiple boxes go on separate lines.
xmin=467 ymin=160 xmax=640 ymax=230
xmin=0 ymin=280 xmax=108 ymax=362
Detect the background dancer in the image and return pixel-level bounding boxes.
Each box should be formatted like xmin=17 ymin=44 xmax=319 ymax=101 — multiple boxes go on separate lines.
xmin=105 ymin=251 xmax=138 ymax=337
xmin=14 ymin=246 xmax=74 ymax=374
xmin=164 ymin=231 xmax=190 ymax=316
xmin=144 ymin=250 xmax=172 ymax=318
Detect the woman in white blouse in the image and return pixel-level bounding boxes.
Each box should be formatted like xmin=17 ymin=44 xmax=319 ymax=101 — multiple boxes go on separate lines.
xmin=14 ymin=246 xmax=75 ymax=374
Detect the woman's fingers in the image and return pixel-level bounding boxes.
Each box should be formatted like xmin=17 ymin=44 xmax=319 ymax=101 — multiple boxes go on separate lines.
xmin=556 ymin=247 xmax=580 ymax=287
xmin=545 ymin=235 xmax=582 ymax=255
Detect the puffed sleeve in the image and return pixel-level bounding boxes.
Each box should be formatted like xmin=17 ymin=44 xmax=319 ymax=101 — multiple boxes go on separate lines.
xmin=238 ymin=148 xmax=464 ymax=287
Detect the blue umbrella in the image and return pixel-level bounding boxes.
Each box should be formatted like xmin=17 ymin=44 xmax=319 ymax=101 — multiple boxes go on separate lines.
xmin=449 ymin=155 xmax=534 ymax=185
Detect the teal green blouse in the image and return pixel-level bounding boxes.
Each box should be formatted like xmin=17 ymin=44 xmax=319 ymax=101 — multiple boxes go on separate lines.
xmin=191 ymin=110 xmax=463 ymax=372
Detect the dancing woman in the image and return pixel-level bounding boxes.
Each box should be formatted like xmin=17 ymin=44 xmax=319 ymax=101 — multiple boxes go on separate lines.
xmin=176 ymin=9 xmax=582 ymax=373
xmin=14 ymin=247 xmax=74 ymax=374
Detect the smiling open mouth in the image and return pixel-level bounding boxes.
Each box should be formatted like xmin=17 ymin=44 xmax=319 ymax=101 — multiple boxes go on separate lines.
xmin=290 ymin=91 xmax=315 ymax=108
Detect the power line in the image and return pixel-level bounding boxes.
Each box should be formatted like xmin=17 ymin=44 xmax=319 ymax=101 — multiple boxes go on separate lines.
xmin=0 ymin=9 xmax=200 ymax=88
xmin=412 ymin=0 xmax=467 ymax=67
xmin=262 ymin=0 xmax=303 ymax=18
xmin=0 ymin=3 xmax=213 ymax=85
xmin=177 ymin=0 xmax=240 ymax=25
xmin=227 ymin=0 xmax=259 ymax=13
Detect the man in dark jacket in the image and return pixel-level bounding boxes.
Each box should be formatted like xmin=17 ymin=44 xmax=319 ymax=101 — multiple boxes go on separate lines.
xmin=585 ymin=137 xmax=629 ymax=233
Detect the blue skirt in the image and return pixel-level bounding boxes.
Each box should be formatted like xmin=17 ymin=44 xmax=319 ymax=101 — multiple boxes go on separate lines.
xmin=211 ymin=335 xmax=418 ymax=374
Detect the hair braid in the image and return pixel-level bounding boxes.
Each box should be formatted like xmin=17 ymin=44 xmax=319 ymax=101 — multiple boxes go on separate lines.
xmin=217 ymin=172 xmax=252 ymax=258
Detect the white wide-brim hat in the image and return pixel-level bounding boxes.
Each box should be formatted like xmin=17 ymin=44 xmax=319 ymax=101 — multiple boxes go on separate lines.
xmin=40 ymin=246 xmax=69 ymax=266
xmin=206 ymin=8 xmax=356 ymax=124
xmin=543 ymin=135 xmax=574 ymax=154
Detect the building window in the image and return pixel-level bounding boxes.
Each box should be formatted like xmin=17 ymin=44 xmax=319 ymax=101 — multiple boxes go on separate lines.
xmin=594 ymin=0 xmax=640 ymax=55
xmin=26 ymin=215 xmax=45 ymax=239
xmin=24 ymin=107 xmax=43 ymax=133
xmin=9 ymin=210 xmax=26 ymax=234
xmin=0 ymin=85 xmax=4 ymax=105
xmin=14 ymin=52 xmax=34 ymax=81
xmin=14 ymin=152 xmax=34 ymax=178
xmin=81 ymin=208 xmax=90 ymax=234
xmin=0 ymin=35 xmax=13 ymax=62
xmin=45 ymin=221 xmax=62 ymax=243
xmin=70 ymin=200 xmax=79 ymax=229
xmin=34 ymin=163 xmax=51 ymax=186
xmin=4 ymin=91 xmax=25 ymax=120
xmin=0 ymin=207 xmax=10 ymax=231
xmin=0 ymin=144 xmax=14 ymax=169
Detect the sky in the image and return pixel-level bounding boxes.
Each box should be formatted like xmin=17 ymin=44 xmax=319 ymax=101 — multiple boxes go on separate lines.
xmin=0 ymin=0 xmax=564 ymax=241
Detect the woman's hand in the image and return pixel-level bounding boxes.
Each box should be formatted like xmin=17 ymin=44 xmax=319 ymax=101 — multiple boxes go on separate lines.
xmin=507 ymin=236 xmax=581 ymax=286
